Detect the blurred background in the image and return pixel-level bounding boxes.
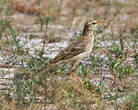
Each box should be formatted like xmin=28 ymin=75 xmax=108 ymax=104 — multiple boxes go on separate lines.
xmin=0 ymin=0 xmax=137 ymax=110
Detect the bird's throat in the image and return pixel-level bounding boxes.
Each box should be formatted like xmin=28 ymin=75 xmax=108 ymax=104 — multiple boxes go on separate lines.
xmin=82 ymin=30 xmax=94 ymax=38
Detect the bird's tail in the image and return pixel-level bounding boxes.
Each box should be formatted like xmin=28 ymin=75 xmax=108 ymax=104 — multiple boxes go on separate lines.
xmin=36 ymin=62 xmax=56 ymax=74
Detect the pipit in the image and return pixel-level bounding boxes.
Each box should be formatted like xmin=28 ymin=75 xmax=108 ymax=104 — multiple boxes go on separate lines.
xmin=39 ymin=20 xmax=104 ymax=82
xmin=49 ymin=20 xmax=104 ymax=80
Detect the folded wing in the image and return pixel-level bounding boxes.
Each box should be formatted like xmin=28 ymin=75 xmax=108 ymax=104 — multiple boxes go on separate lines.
xmin=50 ymin=37 xmax=86 ymax=64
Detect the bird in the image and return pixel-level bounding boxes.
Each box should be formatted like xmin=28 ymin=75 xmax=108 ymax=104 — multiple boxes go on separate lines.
xmin=39 ymin=20 xmax=104 ymax=82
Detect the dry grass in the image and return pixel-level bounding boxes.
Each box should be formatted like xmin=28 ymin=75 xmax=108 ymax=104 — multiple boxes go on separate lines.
xmin=0 ymin=0 xmax=138 ymax=110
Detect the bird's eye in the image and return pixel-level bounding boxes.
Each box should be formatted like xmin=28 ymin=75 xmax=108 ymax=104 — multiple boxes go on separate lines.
xmin=92 ymin=22 xmax=96 ymax=25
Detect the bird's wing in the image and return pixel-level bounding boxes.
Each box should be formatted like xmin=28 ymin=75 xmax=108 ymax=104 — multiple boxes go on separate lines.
xmin=50 ymin=37 xmax=87 ymax=64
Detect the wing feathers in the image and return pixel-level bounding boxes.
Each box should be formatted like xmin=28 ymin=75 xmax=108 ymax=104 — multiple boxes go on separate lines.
xmin=50 ymin=37 xmax=87 ymax=64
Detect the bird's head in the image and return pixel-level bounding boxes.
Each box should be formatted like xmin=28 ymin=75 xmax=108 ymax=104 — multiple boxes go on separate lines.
xmin=82 ymin=20 xmax=104 ymax=35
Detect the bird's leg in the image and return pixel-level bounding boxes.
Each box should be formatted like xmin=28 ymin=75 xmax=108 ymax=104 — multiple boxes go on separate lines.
xmin=70 ymin=71 xmax=83 ymax=84
xmin=69 ymin=61 xmax=83 ymax=84
xmin=69 ymin=61 xmax=78 ymax=77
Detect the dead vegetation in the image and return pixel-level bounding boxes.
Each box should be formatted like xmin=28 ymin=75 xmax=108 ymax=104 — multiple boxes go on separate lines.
xmin=0 ymin=0 xmax=138 ymax=110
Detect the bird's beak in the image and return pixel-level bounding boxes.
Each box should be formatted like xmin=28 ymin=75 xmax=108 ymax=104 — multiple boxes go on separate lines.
xmin=96 ymin=21 xmax=104 ymax=25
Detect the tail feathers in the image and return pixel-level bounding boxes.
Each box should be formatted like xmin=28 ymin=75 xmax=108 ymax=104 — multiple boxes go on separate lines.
xmin=36 ymin=62 xmax=57 ymax=74
xmin=49 ymin=59 xmax=58 ymax=64
xmin=37 ymin=66 xmax=48 ymax=74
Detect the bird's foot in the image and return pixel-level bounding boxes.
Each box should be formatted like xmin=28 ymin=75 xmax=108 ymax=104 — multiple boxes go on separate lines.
xmin=69 ymin=72 xmax=83 ymax=84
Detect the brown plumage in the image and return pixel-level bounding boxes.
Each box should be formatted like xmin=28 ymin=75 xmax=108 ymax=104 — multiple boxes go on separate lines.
xmin=50 ymin=20 xmax=104 ymax=69
xmin=38 ymin=20 xmax=104 ymax=77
